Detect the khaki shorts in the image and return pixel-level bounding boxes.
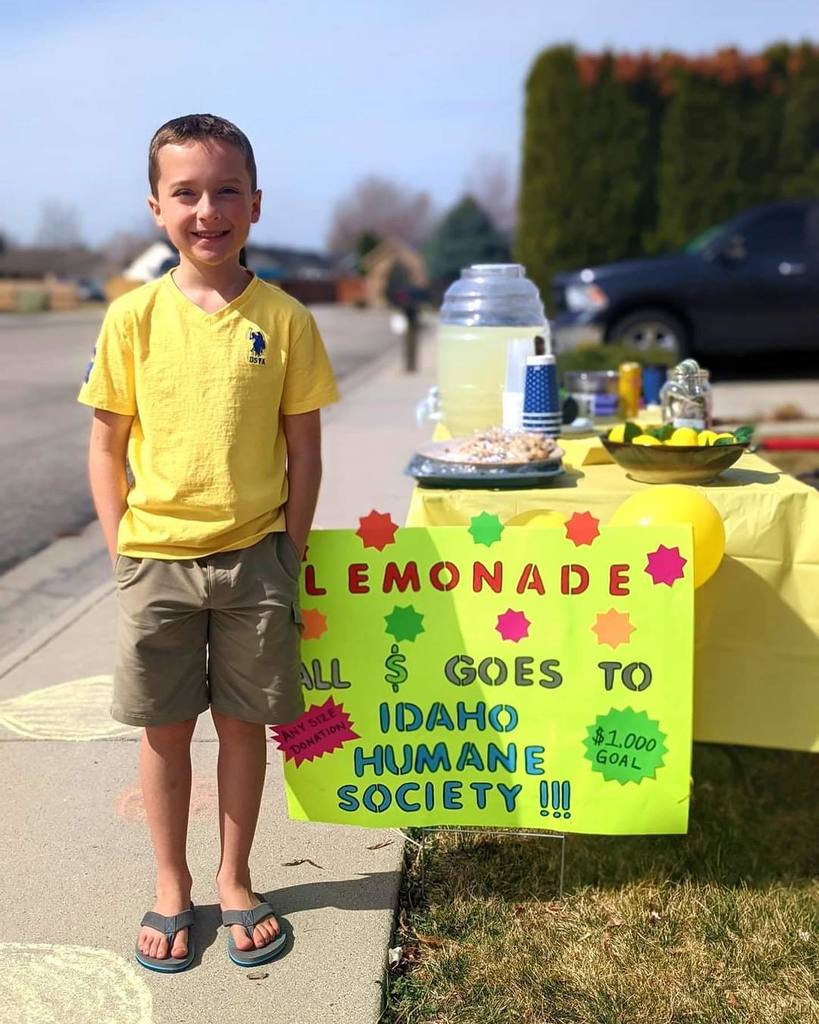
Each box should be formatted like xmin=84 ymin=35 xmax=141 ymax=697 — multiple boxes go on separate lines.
xmin=112 ymin=531 xmax=305 ymax=728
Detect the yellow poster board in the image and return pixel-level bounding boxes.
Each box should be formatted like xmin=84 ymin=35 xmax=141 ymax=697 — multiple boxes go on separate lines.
xmin=278 ymin=514 xmax=694 ymax=835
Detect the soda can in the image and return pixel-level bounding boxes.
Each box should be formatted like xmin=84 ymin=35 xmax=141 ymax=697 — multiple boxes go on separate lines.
xmin=618 ymin=362 xmax=642 ymax=419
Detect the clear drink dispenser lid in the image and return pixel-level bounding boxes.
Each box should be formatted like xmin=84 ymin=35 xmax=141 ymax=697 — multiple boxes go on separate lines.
xmin=439 ymin=263 xmax=547 ymax=327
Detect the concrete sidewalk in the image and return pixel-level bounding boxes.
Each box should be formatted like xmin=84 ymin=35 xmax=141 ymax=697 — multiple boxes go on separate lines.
xmin=0 ymin=337 xmax=436 ymax=1024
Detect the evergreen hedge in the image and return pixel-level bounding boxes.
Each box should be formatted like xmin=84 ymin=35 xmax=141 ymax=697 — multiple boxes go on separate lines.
xmin=517 ymin=44 xmax=819 ymax=309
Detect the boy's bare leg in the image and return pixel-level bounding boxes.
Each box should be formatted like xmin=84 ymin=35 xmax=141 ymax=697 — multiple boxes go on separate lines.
xmin=137 ymin=718 xmax=197 ymax=960
xmin=212 ymin=710 xmax=280 ymax=951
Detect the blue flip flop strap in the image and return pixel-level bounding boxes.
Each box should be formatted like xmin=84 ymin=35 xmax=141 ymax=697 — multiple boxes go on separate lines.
xmin=222 ymin=901 xmax=276 ymax=940
xmin=141 ymin=909 xmax=195 ymax=945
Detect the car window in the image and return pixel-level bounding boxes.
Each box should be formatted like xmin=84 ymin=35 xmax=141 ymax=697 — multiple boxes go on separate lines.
xmin=740 ymin=208 xmax=807 ymax=258
xmin=682 ymin=223 xmax=727 ymax=254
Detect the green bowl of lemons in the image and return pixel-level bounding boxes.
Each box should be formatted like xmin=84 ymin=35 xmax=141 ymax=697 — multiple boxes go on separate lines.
xmin=601 ymin=423 xmax=752 ymax=484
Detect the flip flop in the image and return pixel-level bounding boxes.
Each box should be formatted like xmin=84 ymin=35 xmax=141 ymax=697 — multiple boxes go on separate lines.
xmin=135 ymin=902 xmax=195 ymax=973
xmin=222 ymin=892 xmax=287 ymax=967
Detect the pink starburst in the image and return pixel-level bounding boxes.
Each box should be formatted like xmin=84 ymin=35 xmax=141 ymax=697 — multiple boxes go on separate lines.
xmin=645 ymin=545 xmax=687 ymax=587
xmin=495 ymin=608 xmax=531 ymax=643
xmin=269 ymin=697 xmax=359 ymax=768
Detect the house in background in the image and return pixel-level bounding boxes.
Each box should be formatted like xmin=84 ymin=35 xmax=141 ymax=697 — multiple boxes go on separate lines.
xmin=0 ymin=246 xmax=117 ymax=311
xmin=113 ymin=241 xmax=341 ymax=305
xmin=354 ymin=238 xmax=428 ymax=307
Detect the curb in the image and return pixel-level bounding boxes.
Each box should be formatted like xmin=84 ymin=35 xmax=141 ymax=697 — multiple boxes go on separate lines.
xmin=0 ymin=334 xmax=426 ymax=681
xmin=0 ymin=579 xmax=113 ymax=681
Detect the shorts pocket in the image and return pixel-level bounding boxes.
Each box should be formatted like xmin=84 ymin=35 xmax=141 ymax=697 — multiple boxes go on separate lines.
xmin=276 ymin=532 xmax=302 ymax=584
xmin=292 ymin=603 xmax=304 ymax=633
xmin=114 ymin=554 xmax=146 ymax=588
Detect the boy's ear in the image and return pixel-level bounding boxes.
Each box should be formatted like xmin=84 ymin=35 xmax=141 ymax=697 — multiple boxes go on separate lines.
xmin=251 ymin=189 xmax=262 ymax=224
xmin=147 ymin=194 xmax=164 ymax=228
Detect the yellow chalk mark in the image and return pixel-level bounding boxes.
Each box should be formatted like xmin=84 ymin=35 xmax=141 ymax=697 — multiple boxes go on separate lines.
xmin=0 ymin=943 xmax=152 ymax=1023
xmin=0 ymin=676 xmax=137 ymax=741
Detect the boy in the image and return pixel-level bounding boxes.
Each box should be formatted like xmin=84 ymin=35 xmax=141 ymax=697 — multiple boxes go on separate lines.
xmin=78 ymin=114 xmax=339 ymax=972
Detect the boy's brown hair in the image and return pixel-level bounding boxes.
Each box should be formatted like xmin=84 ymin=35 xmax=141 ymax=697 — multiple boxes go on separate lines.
xmin=148 ymin=114 xmax=257 ymax=197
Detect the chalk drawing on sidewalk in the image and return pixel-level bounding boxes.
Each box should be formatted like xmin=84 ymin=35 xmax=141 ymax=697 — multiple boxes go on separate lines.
xmin=116 ymin=773 xmax=219 ymax=823
xmin=0 ymin=943 xmax=151 ymax=1023
xmin=0 ymin=675 xmax=137 ymax=741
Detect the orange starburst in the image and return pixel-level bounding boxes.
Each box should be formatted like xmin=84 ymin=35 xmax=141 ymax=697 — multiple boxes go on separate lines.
xmin=591 ymin=609 xmax=636 ymax=649
xmin=301 ymin=608 xmax=328 ymax=641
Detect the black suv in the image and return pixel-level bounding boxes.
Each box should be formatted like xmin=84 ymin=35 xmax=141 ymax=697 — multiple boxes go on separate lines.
xmin=552 ymin=200 xmax=819 ymax=361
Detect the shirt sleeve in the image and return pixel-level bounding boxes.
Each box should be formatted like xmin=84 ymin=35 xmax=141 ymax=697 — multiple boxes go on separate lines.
xmin=76 ymin=303 xmax=137 ymax=415
xmin=281 ymin=312 xmax=340 ymax=415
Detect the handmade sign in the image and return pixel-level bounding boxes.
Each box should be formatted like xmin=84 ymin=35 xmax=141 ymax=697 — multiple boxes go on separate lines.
xmin=275 ymin=511 xmax=694 ymax=835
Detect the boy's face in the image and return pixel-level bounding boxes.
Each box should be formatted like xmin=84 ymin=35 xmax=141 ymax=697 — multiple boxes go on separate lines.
xmin=147 ymin=139 xmax=261 ymax=269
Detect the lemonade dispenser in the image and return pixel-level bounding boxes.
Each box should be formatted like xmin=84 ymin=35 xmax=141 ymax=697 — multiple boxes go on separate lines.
xmin=436 ymin=264 xmax=547 ymax=436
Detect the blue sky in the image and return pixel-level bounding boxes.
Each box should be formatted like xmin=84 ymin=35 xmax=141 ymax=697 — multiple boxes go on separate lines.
xmin=2 ymin=0 xmax=816 ymax=250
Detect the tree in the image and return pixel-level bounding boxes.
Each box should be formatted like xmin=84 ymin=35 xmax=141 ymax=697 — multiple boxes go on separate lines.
xmin=779 ymin=45 xmax=819 ymax=198
xmin=424 ymin=196 xmax=511 ymax=283
xmin=354 ymin=230 xmax=381 ymax=273
xmin=516 ymin=47 xmax=649 ymax=307
xmin=35 ymin=199 xmax=84 ymax=248
xmin=325 ymin=176 xmax=435 ymax=254
xmin=463 ymin=154 xmax=517 ymax=235
xmin=653 ymin=68 xmax=782 ymax=250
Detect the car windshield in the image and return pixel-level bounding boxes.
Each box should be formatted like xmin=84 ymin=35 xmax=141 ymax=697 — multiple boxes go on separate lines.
xmin=682 ymin=222 xmax=727 ymax=254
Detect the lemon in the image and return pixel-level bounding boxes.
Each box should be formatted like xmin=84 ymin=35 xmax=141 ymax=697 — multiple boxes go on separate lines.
xmin=668 ymin=427 xmax=700 ymax=446
xmin=608 ymin=425 xmax=627 ymax=443
xmin=633 ymin=434 xmax=661 ymax=446
xmin=713 ymin=432 xmax=736 ymax=444
xmin=697 ymin=430 xmax=719 ymax=446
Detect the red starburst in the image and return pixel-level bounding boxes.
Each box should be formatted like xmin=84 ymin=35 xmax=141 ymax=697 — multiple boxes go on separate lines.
xmin=564 ymin=511 xmax=600 ymax=547
xmin=356 ymin=510 xmax=399 ymax=551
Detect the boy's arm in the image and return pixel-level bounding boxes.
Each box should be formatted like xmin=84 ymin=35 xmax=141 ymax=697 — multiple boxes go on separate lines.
xmin=88 ymin=409 xmax=133 ymax=566
xmin=282 ymin=410 xmax=322 ymax=558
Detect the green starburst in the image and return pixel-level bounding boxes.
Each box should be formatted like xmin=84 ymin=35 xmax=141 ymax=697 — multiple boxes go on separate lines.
xmin=468 ymin=511 xmax=504 ymax=547
xmin=384 ymin=605 xmax=425 ymax=643
xmin=583 ymin=707 xmax=667 ymax=785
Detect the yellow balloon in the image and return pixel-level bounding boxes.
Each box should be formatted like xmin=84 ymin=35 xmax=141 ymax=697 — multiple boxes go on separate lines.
xmin=505 ymin=509 xmax=566 ymax=529
xmin=610 ymin=485 xmax=725 ymax=588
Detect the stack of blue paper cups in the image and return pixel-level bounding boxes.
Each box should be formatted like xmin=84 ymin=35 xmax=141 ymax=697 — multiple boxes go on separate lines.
xmin=522 ymin=354 xmax=562 ymax=437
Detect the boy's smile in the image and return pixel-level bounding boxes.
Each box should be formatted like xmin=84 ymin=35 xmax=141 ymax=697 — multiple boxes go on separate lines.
xmin=148 ymin=139 xmax=261 ymax=272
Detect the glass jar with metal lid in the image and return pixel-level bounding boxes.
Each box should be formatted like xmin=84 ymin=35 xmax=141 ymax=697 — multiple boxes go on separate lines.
xmin=660 ymin=358 xmax=713 ymax=430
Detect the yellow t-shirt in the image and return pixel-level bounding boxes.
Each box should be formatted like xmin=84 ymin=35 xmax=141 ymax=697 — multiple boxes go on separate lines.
xmin=77 ymin=270 xmax=339 ymax=559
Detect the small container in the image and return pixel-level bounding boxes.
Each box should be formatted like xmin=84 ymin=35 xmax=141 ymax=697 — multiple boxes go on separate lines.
xmin=618 ymin=362 xmax=642 ymax=419
xmin=660 ymin=359 xmax=713 ymax=430
xmin=562 ymin=369 xmax=618 ymax=420
xmin=593 ymin=393 xmax=620 ymax=418
xmin=642 ymin=365 xmax=667 ymax=405
xmin=522 ymin=354 xmax=561 ymax=437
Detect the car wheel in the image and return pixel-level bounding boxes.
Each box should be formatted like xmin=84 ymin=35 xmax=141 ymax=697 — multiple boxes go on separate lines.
xmin=608 ymin=309 xmax=690 ymax=362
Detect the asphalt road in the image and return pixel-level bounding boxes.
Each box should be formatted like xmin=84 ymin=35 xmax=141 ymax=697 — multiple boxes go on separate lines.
xmin=0 ymin=303 xmax=394 ymax=573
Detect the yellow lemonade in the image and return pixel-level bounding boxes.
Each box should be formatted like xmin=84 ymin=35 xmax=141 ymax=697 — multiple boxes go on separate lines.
xmin=436 ymin=324 xmax=544 ymax=436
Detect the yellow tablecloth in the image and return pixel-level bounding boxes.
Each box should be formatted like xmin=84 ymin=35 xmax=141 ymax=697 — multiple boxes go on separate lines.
xmin=407 ymin=448 xmax=819 ymax=753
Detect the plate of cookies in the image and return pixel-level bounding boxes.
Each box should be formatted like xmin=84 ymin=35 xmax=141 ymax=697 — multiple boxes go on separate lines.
xmin=407 ymin=428 xmax=565 ymax=489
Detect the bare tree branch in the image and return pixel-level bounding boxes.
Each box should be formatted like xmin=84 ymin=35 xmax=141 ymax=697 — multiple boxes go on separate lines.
xmin=325 ymin=176 xmax=436 ymax=254
xmin=35 ymin=199 xmax=84 ymax=248
xmin=463 ymin=154 xmax=517 ymax=234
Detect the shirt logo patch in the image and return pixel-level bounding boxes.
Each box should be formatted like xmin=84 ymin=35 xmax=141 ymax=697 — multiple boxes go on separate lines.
xmin=248 ymin=329 xmax=266 ymax=365
xmin=83 ymin=345 xmax=96 ymax=383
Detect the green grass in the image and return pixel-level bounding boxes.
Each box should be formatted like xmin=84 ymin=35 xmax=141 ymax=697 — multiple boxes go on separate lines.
xmin=382 ymin=744 xmax=819 ymax=1023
